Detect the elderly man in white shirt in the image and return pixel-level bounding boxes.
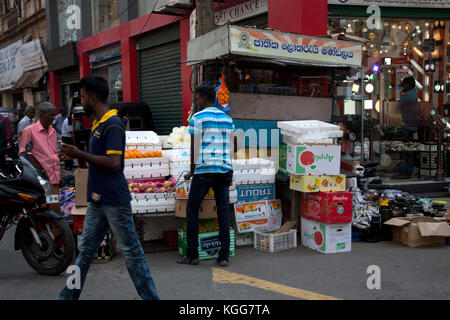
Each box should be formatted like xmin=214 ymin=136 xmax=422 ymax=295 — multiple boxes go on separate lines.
xmin=17 ymin=106 xmax=35 ymax=137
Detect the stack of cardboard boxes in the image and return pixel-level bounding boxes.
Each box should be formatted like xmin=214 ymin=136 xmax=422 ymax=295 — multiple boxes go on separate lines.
xmin=278 ymin=120 xmax=353 ymax=254
xmin=73 ymin=168 xmax=116 ymax=262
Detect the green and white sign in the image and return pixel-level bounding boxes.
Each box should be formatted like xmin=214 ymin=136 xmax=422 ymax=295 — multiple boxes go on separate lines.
xmin=286 ymin=144 xmax=341 ymax=175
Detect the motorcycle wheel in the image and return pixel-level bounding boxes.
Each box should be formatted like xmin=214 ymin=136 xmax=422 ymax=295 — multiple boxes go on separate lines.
xmin=21 ymin=219 xmax=75 ymax=276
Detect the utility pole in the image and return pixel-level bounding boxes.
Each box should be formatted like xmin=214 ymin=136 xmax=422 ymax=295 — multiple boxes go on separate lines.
xmin=195 ymin=0 xmax=215 ymax=36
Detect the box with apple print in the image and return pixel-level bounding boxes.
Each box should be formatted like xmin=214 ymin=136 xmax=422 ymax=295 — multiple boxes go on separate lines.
xmin=286 ymin=144 xmax=341 ymax=176
xmin=300 ymin=217 xmax=351 ymax=254
xmin=301 ymin=192 xmax=353 ymax=224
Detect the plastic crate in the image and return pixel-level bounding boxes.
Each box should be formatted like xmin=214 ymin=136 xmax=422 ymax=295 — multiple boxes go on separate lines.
xmin=253 ymin=229 xmax=297 ymax=252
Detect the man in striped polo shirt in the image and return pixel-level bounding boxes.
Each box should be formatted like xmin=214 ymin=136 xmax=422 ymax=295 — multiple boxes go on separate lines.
xmin=178 ymin=85 xmax=236 ymax=267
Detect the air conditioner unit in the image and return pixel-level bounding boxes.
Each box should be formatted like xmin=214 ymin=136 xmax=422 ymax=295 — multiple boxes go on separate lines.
xmin=155 ymin=0 xmax=192 ymax=13
xmin=169 ymin=0 xmax=192 ymax=6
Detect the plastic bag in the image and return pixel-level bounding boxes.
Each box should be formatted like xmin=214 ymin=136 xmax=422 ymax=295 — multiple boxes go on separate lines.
xmin=215 ymin=74 xmax=230 ymax=113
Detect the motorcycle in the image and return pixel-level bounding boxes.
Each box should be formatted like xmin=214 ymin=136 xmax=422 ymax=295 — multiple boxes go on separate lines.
xmin=0 ymin=142 xmax=75 ymax=276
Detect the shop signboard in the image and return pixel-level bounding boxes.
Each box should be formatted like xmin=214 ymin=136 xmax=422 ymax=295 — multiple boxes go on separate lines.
xmin=328 ymin=0 xmax=450 ymax=8
xmin=0 ymin=40 xmax=23 ymax=89
xmin=229 ymin=26 xmax=362 ymax=68
xmin=215 ymin=0 xmax=268 ymax=26
xmin=19 ymin=39 xmax=48 ymax=72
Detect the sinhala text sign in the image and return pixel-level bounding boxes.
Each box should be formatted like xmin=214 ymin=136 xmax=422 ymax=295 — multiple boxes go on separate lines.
xmin=229 ymin=26 xmax=362 ymax=68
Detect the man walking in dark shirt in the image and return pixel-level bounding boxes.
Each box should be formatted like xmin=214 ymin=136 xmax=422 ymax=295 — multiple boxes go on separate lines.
xmin=58 ymin=75 xmax=159 ymax=300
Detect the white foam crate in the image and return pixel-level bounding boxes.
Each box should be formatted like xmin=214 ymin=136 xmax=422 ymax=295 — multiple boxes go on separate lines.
xmin=233 ymin=168 xmax=276 ymax=185
xmin=126 ymin=131 xmax=160 ymax=145
xmin=132 ymin=192 xmax=176 ymax=201
xmin=131 ymin=197 xmax=176 ymax=214
xmin=125 ymin=157 xmax=169 ymax=167
xmin=254 ymin=229 xmax=297 ymax=253
xmin=281 ymin=132 xmax=335 ymax=145
xmin=124 ymin=167 xmax=170 ymax=179
xmin=232 ymin=158 xmax=274 ymax=170
xmin=278 ymin=121 xmax=343 ymax=141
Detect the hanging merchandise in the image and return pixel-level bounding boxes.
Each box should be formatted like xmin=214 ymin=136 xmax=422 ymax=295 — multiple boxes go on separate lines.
xmin=215 ymin=74 xmax=230 ymax=113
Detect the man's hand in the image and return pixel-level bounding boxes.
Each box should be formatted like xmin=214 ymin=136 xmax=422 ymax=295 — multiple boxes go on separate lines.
xmin=60 ymin=142 xmax=80 ymax=160
xmin=184 ymin=172 xmax=194 ymax=181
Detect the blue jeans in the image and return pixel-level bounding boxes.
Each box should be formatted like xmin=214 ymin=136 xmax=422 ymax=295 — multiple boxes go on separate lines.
xmin=59 ymin=202 xmax=160 ymax=300
xmin=186 ymin=171 xmax=233 ymax=261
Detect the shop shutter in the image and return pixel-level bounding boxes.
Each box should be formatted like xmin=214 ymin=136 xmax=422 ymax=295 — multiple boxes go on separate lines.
xmin=139 ymin=40 xmax=182 ymax=135
xmin=237 ymin=13 xmax=268 ymax=29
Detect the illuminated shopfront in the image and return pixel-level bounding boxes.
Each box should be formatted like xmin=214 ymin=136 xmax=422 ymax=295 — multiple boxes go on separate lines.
xmin=328 ymin=6 xmax=450 ymax=182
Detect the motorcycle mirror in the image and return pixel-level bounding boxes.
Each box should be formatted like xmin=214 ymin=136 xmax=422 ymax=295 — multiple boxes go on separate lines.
xmin=25 ymin=141 xmax=33 ymax=152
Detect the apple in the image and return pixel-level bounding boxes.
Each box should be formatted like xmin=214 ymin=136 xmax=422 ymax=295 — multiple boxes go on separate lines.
xmin=156 ymin=182 xmax=163 ymax=188
xmin=149 ymin=183 xmax=156 ymax=189
xmin=132 ymin=188 xmax=140 ymax=194
xmin=137 ymin=183 xmax=143 ymax=189
xmin=163 ymin=181 xmax=171 ymax=188
xmin=160 ymin=187 xmax=166 ymax=193
xmin=128 ymin=183 xmax=134 ymax=189
xmin=146 ymin=188 xmax=153 ymax=193
xmin=169 ymin=181 xmax=175 ymax=188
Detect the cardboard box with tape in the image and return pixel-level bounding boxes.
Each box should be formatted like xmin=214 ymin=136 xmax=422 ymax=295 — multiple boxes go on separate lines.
xmin=74 ymin=169 xmax=89 ymax=207
xmin=384 ymin=217 xmax=450 ymax=248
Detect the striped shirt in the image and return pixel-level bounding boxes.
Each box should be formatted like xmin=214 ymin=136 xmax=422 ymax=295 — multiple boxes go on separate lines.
xmin=189 ymin=107 xmax=235 ymax=175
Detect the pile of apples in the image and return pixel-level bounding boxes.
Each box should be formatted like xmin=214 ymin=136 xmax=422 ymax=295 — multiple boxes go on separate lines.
xmin=129 ymin=177 xmax=177 ymax=194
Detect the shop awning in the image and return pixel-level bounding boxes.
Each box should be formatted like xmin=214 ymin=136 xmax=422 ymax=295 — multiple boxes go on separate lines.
xmin=14 ymin=68 xmax=47 ymax=89
xmin=187 ymin=25 xmax=363 ymax=69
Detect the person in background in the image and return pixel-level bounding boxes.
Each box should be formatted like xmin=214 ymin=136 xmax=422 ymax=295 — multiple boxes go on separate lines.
xmin=53 ymin=108 xmax=67 ymax=141
xmin=61 ymin=113 xmax=76 ymax=170
xmin=399 ymin=77 xmax=418 ymax=103
xmin=394 ymin=76 xmax=420 ymax=179
xmin=178 ymin=85 xmax=237 ymax=267
xmin=18 ymin=106 xmax=36 ymax=137
xmin=0 ymin=120 xmax=6 ymax=168
xmin=58 ymin=75 xmax=159 ymax=300
xmin=19 ymin=102 xmax=62 ymax=212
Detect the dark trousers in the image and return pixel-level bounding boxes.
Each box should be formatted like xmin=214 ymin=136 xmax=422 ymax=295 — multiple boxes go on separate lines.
xmin=186 ymin=171 xmax=233 ymax=261
xmin=62 ymin=137 xmax=73 ymax=170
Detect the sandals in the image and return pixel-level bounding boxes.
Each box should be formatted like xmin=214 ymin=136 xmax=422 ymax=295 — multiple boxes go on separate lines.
xmin=177 ymin=256 xmax=199 ymax=265
xmin=217 ymin=259 xmax=229 ymax=267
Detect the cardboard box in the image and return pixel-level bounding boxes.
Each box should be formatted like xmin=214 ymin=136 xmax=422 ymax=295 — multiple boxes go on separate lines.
xmin=236 ymin=184 xmax=275 ymax=203
xmin=182 ymin=218 xmax=219 ymax=233
xmin=286 ymin=144 xmax=341 ymax=175
xmin=301 ymin=217 xmax=351 ymax=254
xmin=74 ymin=169 xmax=89 ymax=207
xmin=236 ymin=218 xmax=269 ymax=234
xmin=175 ymin=199 xmax=217 ymax=219
xmin=384 ymin=217 xmax=450 ymax=248
xmin=279 ymin=144 xmax=288 ymax=176
xmin=178 ymin=229 xmax=235 ymax=260
xmin=266 ymin=200 xmax=283 ymax=231
xmin=290 ymin=174 xmax=346 ymax=193
xmin=234 ymin=201 xmax=268 ymax=222
xmin=301 ymin=192 xmax=353 ymax=224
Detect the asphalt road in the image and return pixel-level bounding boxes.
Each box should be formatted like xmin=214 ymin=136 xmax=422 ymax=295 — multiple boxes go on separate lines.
xmin=1 ymin=224 xmax=449 ymax=301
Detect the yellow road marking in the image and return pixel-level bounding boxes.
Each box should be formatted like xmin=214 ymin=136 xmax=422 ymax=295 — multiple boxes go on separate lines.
xmin=212 ymin=268 xmax=341 ymax=300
